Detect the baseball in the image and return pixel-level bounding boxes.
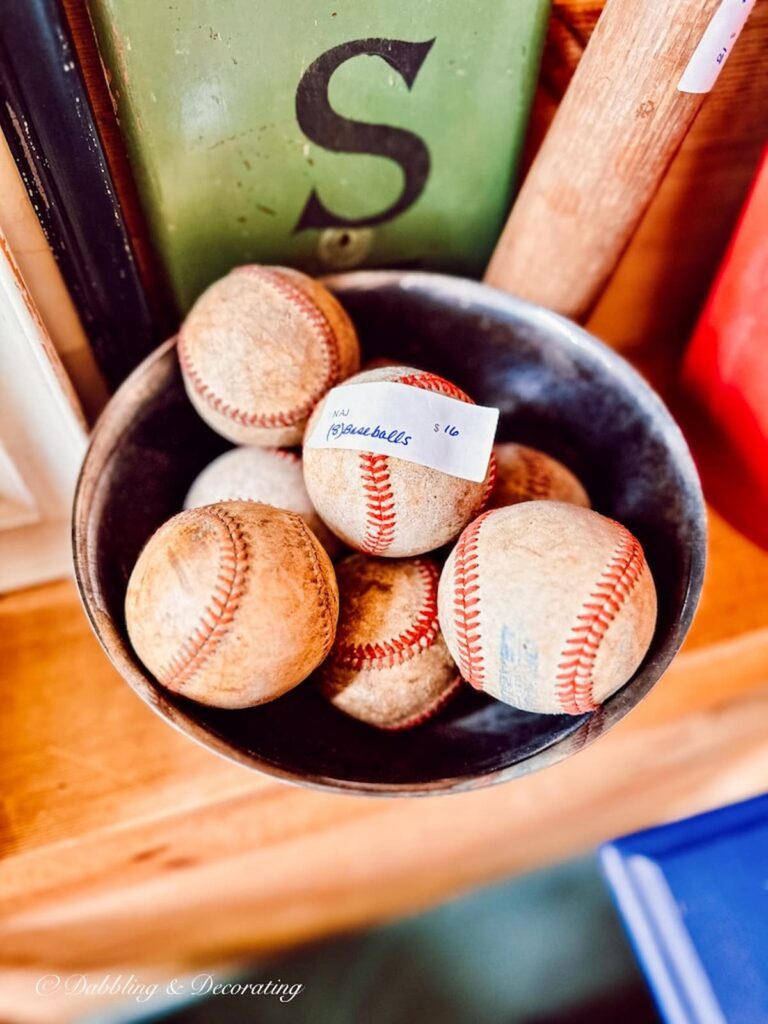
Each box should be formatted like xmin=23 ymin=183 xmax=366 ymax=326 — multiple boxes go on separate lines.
xmin=302 ymin=366 xmax=496 ymax=557
xmin=437 ymin=502 xmax=657 ymax=715
xmin=490 ymin=442 xmax=589 ymax=509
xmin=179 ymin=265 xmax=360 ymax=447
xmin=125 ymin=501 xmax=339 ymax=709
xmin=183 ymin=446 xmax=340 ymax=556
xmin=318 ymin=554 xmax=461 ymax=729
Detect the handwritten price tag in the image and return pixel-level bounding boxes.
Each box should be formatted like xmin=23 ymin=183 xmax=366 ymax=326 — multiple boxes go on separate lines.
xmin=305 ymin=381 xmax=499 ymax=482
xmin=678 ymin=0 xmax=756 ymax=94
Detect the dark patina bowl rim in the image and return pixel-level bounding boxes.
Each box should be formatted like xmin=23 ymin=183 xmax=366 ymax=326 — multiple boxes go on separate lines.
xmin=72 ymin=270 xmax=707 ymax=796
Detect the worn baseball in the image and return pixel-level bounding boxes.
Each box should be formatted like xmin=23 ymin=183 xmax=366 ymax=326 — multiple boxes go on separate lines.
xmin=179 ymin=265 xmax=360 ymax=447
xmin=490 ymin=443 xmax=590 ymax=509
xmin=438 ymin=502 xmax=657 ymax=715
xmin=302 ymin=366 xmax=496 ymax=558
xmin=125 ymin=501 xmax=339 ymax=709
xmin=183 ymin=446 xmax=340 ymax=556
xmin=318 ymin=554 xmax=461 ymax=729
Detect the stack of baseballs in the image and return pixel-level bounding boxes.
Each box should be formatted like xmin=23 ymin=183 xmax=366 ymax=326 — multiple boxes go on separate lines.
xmin=125 ymin=264 xmax=658 ymax=731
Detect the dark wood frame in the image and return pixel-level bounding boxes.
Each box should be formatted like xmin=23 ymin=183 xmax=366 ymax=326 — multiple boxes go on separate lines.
xmin=0 ymin=0 xmax=160 ymax=388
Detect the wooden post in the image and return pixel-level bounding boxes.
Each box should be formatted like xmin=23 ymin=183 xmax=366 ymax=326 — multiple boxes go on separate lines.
xmin=485 ymin=0 xmax=726 ymax=319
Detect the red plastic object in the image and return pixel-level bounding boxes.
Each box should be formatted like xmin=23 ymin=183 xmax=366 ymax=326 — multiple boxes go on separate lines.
xmin=684 ymin=150 xmax=768 ymax=528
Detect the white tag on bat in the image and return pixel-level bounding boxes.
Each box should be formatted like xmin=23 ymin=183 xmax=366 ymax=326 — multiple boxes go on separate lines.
xmin=678 ymin=0 xmax=756 ymax=94
xmin=305 ymin=381 xmax=499 ymax=482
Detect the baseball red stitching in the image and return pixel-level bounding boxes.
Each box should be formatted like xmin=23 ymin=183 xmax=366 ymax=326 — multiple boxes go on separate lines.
xmin=360 ymin=452 xmax=396 ymax=554
xmin=452 ymin=510 xmax=493 ymax=689
xmin=556 ymin=523 xmax=646 ymax=714
xmin=398 ymin=372 xmax=495 ymax=505
xmin=518 ymin=447 xmax=552 ymax=500
xmin=379 ymin=673 xmax=462 ymax=730
xmin=178 ymin=266 xmax=340 ymax=429
xmin=288 ymin=511 xmax=336 ymax=658
xmin=356 ymin=371 xmax=480 ymax=554
xmin=159 ymin=507 xmax=248 ymax=691
xmin=481 ymin=451 xmax=497 ymax=509
xmin=396 ymin=370 xmax=473 ymax=404
xmin=334 ymin=559 xmax=440 ymax=671
xmin=269 ymin=447 xmax=301 ymax=464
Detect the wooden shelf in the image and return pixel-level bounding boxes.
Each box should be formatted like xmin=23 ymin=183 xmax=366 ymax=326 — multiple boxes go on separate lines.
xmin=3 ymin=503 xmax=768 ymax=995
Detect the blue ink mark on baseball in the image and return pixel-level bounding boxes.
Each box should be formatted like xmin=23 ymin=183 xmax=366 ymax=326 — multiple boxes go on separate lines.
xmin=499 ymin=624 xmax=539 ymax=704
xmin=326 ymin=421 xmax=412 ymax=447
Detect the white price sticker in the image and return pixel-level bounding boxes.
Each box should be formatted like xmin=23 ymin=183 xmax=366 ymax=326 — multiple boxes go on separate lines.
xmin=306 ymin=381 xmax=499 ymax=482
xmin=678 ymin=0 xmax=756 ymax=94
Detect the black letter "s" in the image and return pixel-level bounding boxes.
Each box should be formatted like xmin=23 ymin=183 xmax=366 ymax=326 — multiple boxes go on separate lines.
xmin=294 ymin=37 xmax=435 ymax=233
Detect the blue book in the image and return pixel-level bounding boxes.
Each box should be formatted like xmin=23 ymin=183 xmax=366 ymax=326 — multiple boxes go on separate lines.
xmin=601 ymin=794 xmax=768 ymax=1024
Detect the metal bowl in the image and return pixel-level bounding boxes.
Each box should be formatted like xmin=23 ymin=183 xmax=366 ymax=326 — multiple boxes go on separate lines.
xmin=72 ymin=271 xmax=707 ymax=795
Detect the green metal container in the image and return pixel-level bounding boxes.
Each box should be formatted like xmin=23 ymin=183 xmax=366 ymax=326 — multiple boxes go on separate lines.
xmin=89 ymin=1 xmax=550 ymax=309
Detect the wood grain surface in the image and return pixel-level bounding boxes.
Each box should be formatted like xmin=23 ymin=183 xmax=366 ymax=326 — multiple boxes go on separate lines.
xmin=487 ymin=0 xmax=728 ymax=318
xmin=2 ymin=504 xmax=768 ymax=992
xmin=515 ymin=0 xmax=768 ymax=362
xmin=589 ymin=0 xmax=768 ymax=368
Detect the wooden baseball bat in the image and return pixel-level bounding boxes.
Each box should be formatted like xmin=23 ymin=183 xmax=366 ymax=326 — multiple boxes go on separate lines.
xmin=485 ymin=0 xmax=740 ymax=320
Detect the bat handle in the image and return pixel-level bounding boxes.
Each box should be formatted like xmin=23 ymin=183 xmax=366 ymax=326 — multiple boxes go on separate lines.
xmin=484 ymin=0 xmax=726 ymax=321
